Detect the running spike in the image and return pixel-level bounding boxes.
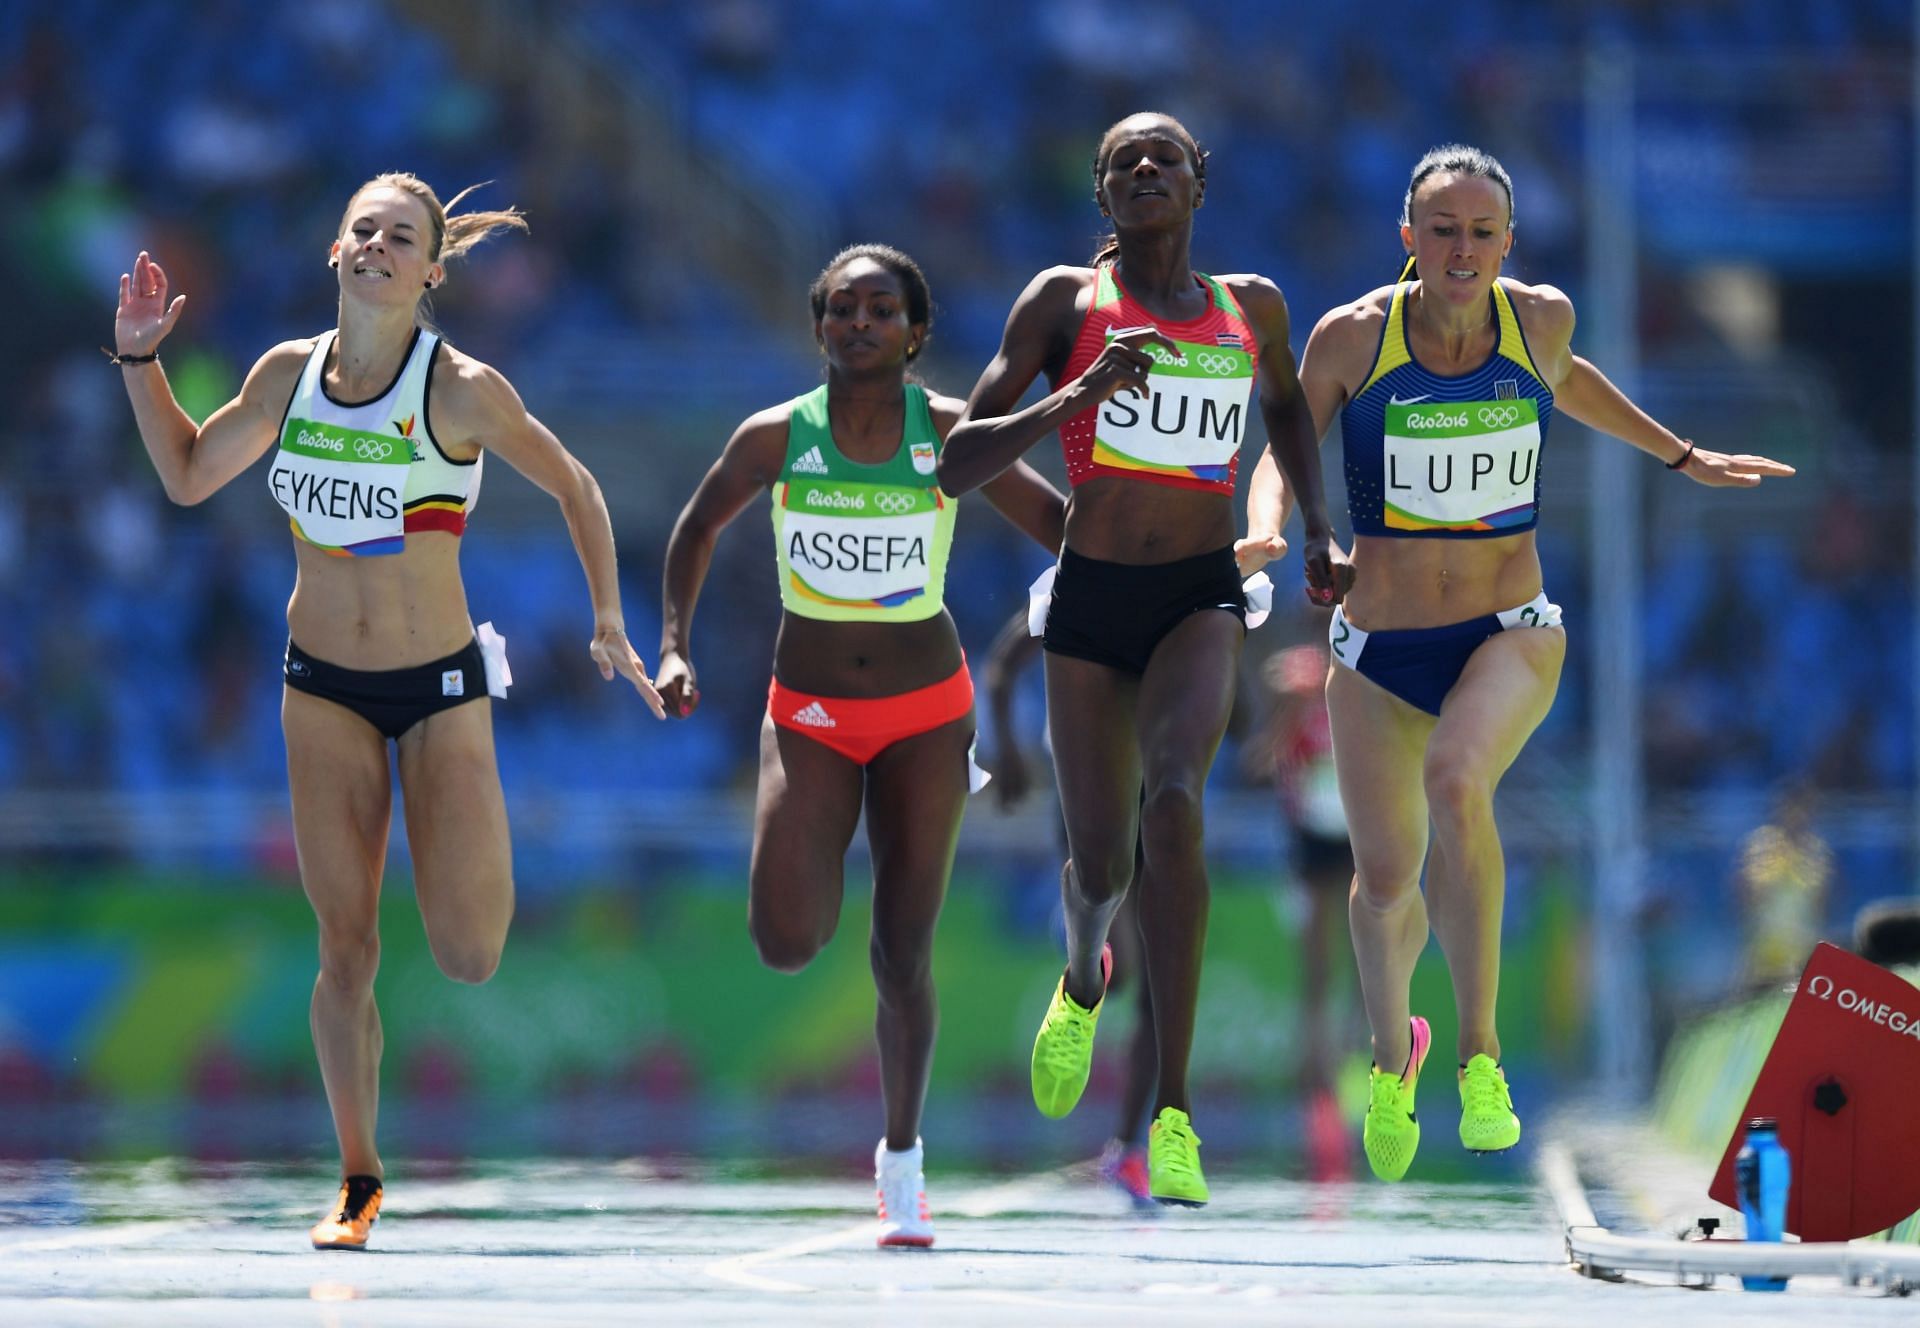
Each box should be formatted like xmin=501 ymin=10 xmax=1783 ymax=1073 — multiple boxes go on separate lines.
xmin=1029 ymin=943 xmax=1112 ymax=1119
xmin=875 ymin=1138 xmax=934 ymax=1248
xmin=1098 ymin=1139 xmax=1154 ymax=1210
xmin=1457 ymin=1053 xmax=1521 ymax=1153
xmin=1362 ymin=1016 xmax=1431 ymax=1182
xmin=309 ymin=1174 xmax=382 ymax=1250
xmin=1148 ymin=1107 xmax=1209 ymax=1207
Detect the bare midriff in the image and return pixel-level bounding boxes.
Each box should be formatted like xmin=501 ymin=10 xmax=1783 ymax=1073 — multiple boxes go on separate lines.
xmin=1342 ymin=530 xmax=1543 ymax=631
xmin=1061 ymin=477 xmax=1235 ymax=565
xmin=285 ymin=533 xmax=473 ymax=669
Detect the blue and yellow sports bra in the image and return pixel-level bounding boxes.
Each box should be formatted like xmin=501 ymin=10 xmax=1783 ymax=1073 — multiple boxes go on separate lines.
xmin=1340 ymin=281 xmax=1553 ymax=539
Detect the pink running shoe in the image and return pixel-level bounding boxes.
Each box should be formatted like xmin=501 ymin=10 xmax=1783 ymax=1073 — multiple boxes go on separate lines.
xmin=1098 ymin=1139 xmax=1153 ymax=1209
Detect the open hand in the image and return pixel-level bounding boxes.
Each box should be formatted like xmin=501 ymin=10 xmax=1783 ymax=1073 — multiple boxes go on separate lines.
xmin=1675 ymin=444 xmax=1796 ymax=488
xmin=115 ymin=251 xmax=186 ymax=356
xmin=591 ymin=627 xmax=666 ymax=718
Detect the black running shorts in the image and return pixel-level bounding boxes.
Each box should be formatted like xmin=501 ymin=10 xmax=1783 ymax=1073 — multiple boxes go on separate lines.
xmin=283 ymin=637 xmax=488 ymax=740
xmin=1041 ymin=545 xmax=1246 ymax=676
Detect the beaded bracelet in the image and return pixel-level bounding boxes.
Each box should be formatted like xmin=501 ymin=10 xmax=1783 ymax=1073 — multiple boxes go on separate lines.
xmin=100 ymin=347 xmax=159 ymax=366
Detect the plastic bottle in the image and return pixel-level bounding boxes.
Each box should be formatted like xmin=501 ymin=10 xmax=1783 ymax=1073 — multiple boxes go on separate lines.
xmin=1734 ymin=1115 xmax=1791 ymax=1292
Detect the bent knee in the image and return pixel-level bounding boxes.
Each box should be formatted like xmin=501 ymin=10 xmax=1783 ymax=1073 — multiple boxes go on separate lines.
xmin=1422 ymin=754 xmax=1493 ymax=829
xmin=1140 ymin=780 xmax=1203 ymax=852
xmin=1350 ymin=865 xmax=1421 ymax=915
xmin=750 ymin=912 xmax=829 ymax=974
xmin=432 ymin=935 xmax=505 ymax=985
xmin=317 ymin=926 xmax=381 ymax=994
xmin=869 ymin=932 xmax=934 ymax=996
xmin=1066 ymin=853 xmax=1132 ymax=905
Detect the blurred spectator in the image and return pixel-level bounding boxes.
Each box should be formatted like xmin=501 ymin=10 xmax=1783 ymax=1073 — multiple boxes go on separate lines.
xmin=1736 ymin=783 xmax=1833 ymax=988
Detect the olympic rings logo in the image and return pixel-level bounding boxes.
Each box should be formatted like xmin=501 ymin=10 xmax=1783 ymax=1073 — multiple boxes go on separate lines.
xmin=1477 ymin=405 xmax=1520 ymax=429
xmin=1193 ymin=352 xmax=1242 ymax=376
xmin=873 ymin=492 xmax=919 ymax=515
xmin=355 ymin=439 xmax=396 ymax=461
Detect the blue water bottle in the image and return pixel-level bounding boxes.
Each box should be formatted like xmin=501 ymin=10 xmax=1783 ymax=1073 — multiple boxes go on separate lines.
xmin=1734 ymin=1115 xmax=1790 ymax=1292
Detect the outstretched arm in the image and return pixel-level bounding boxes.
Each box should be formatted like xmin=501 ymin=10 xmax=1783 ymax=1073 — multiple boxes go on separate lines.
xmin=435 ymin=356 xmax=666 ymax=717
xmin=655 ymin=408 xmax=790 ymax=717
xmin=116 ymin=250 xmax=300 ymax=505
xmin=1523 ymin=281 xmax=1795 ymax=488
xmin=1555 ymin=355 xmax=1795 ymax=487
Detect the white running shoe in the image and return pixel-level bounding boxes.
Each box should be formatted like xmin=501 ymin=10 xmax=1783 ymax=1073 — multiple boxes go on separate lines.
xmin=875 ymin=1138 xmax=934 ymax=1248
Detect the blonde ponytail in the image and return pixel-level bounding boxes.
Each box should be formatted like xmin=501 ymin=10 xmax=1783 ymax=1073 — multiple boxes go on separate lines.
xmin=339 ymin=172 xmax=528 ymax=264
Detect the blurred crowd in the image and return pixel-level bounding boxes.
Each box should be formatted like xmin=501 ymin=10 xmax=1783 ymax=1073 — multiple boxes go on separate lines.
xmin=1 ymin=0 xmax=1915 ymax=950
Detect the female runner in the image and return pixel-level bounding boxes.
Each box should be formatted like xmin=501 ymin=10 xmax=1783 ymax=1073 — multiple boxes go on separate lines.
xmin=1241 ymin=144 xmax=1792 ymax=1180
xmin=113 ymin=174 xmax=664 ymax=1245
xmin=656 ymin=244 xmax=1063 ymax=1246
xmin=938 ymin=112 xmax=1323 ymax=1206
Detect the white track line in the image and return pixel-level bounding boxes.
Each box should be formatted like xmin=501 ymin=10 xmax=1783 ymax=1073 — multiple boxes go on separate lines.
xmin=700 ymin=1166 xmax=1085 ymax=1294
xmin=701 ymin=1220 xmax=879 ymax=1293
xmin=0 ymin=1220 xmax=198 ymax=1256
xmin=947 ymin=1164 xmax=1082 ymax=1218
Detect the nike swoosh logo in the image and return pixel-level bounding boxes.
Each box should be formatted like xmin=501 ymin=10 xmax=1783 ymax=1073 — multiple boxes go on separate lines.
xmin=1388 ymin=393 xmax=1432 ymax=405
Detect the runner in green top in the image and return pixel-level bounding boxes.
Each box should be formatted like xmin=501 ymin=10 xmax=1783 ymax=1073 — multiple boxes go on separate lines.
xmin=658 ymin=245 xmax=1063 ymax=1247
xmin=770 ymin=380 xmax=957 ymax=621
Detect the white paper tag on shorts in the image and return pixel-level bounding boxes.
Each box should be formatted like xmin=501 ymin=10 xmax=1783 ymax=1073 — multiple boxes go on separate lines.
xmin=475 ymin=620 xmax=512 ymax=700
xmin=966 ymin=736 xmax=992 ymax=795
xmin=1026 ymin=564 xmax=1058 ymax=638
xmin=1242 ymin=571 xmax=1273 ymax=630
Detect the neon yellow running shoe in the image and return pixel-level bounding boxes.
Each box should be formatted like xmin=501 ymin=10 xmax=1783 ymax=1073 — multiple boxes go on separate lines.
xmin=1362 ymin=1015 xmax=1431 ymax=1182
xmin=1458 ymin=1053 xmax=1521 ymax=1153
xmin=1029 ymin=943 xmax=1111 ymax=1119
xmin=1148 ymin=1106 xmax=1209 ymax=1207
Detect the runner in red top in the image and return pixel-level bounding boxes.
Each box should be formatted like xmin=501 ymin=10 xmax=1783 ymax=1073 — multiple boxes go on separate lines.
xmin=938 ymin=111 xmax=1329 ymax=1206
xmin=1055 ymin=265 xmax=1260 ymax=492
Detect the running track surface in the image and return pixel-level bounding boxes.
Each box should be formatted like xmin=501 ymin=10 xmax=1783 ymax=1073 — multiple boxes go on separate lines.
xmin=0 ymin=1161 xmax=1908 ymax=1325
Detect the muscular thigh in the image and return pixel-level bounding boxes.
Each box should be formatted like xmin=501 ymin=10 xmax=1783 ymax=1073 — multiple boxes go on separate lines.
xmin=283 ymin=687 xmax=393 ymax=932
xmin=1325 ymin=665 xmax=1435 ymax=886
xmin=1136 ymin=609 xmax=1241 ymax=787
xmin=1430 ymin=627 xmax=1565 ymax=782
xmin=750 ymin=716 xmax=866 ymax=933
xmin=1044 ymin=652 xmax=1141 ymax=872
xmin=863 ymin=712 xmax=973 ymax=945
xmin=395 ymin=698 xmax=512 ymax=934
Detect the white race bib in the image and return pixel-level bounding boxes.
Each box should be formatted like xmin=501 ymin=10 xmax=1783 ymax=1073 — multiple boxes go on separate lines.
xmin=1092 ymin=335 xmax=1251 ymax=473
xmin=1382 ymin=400 xmax=1540 ymax=532
xmin=269 ymin=418 xmax=408 ymax=553
xmin=781 ymin=479 xmax=939 ymax=606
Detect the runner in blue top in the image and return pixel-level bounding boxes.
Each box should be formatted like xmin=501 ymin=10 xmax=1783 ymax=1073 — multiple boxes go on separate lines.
xmin=1237 ymin=144 xmax=1793 ymax=1182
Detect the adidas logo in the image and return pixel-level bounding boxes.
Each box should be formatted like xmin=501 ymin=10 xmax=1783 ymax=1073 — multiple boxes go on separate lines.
xmin=791 ymin=701 xmax=835 ymax=728
xmin=791 ymin=445 xmax=829 ymax=475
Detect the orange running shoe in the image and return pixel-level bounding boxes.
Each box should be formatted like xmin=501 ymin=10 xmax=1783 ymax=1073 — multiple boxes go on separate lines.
xmin=310 ymin=1174 xmax=383 ymax=1250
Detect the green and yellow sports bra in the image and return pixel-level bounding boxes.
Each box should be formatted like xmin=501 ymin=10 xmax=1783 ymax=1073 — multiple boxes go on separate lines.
xmin=770 ymin=384 xmax=956 ymax=622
